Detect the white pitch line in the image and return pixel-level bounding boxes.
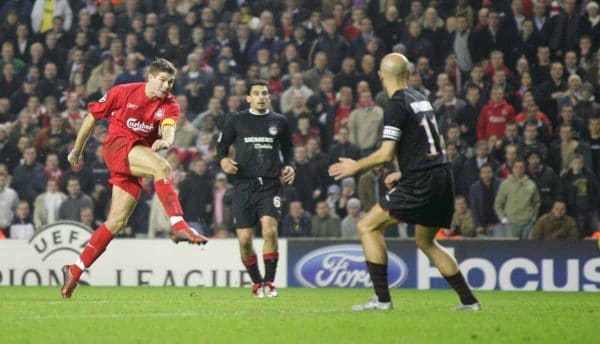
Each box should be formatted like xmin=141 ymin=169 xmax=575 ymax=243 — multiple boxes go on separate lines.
xmin=16 ymin=308 xmax=347 ymax=321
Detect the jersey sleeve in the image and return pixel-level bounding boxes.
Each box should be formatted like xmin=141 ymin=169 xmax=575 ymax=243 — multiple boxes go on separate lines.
xmin=88 ymin=86 xmax=122 ymax=120
xmin=279 ymin=116 xmax=295 ymax=169
xmin=160 ymin=99 xmax=180 ymax=128
xmin=381 ymin=99 xmax=408 ymax=141
xmin=216 ymin=114 xmax=237 ymax=163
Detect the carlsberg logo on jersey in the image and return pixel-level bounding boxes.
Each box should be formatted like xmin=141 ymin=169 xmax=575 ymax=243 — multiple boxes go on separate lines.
xmin=126 ymin=118 xmax=155 ymax=133
xmin=294 ymin=244 xmax=408 ymax=288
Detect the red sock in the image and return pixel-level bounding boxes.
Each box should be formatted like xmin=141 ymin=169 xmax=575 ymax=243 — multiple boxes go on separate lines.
xmin=70 ymin=224 xmax=114 ymax=280
xmin=154 ymin=178 xmax=183 ymax=217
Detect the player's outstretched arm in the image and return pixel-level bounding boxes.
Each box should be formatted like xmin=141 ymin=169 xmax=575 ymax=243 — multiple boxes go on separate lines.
xmin=152 ymin=122 xmax=175 ymax=152
xmin=328 ymin=140 xmax=396 ymax=181
xmin=68 ymin=113 xmax=96 ymax=166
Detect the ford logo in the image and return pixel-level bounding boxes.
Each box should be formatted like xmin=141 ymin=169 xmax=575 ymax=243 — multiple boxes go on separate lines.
xmin=294 ymin=244 xmax=408 ymax=288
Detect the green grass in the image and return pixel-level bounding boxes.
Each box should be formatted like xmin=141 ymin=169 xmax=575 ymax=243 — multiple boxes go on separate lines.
xmin=0 ymin=287 xmax=598 ymax=344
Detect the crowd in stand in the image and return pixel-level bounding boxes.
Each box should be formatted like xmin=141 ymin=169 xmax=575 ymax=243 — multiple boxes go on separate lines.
xmin=0 ymin=0 xmax=599 ymax=240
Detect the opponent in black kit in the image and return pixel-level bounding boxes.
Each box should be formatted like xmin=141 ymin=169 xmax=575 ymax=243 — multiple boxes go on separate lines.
xmin=329 ymin=53 xmax=480 ymax=311
xmin=216 ymin=80 xmax=295 ymax=297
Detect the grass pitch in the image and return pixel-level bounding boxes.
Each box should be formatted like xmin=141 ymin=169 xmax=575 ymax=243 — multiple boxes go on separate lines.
xmin=0 ymin=287 xmax=597 ymax=343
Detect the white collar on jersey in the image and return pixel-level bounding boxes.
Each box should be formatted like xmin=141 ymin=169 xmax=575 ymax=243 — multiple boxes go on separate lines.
xmin=249 ymin=108 xmax=269 ymax=116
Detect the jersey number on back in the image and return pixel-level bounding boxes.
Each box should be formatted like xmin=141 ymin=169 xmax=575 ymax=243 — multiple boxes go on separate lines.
xmin=419 ymin=115 xmax=444 ymax=157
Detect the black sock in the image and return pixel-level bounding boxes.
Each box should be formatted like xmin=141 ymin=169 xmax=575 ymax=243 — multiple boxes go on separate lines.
xmin=242 ymin=255 xmax=263 ymax=284
xmin=263 ymin=252 xmax=278 ymax=283
xmin=444 ymin=271 xmax=478 ymax=305
xmin=366 ymin=261 xmax=391 ymax=303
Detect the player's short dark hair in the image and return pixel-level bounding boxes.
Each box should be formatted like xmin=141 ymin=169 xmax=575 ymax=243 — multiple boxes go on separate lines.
xmin=247 ymin=79 xmax=269 ymax=95
xmin=149 ymin=58 xmax=177 ymax=76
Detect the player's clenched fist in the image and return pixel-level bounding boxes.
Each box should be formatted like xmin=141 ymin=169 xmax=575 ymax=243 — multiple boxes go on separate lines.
xmin=67 ymin=149 xmax=81 ymax=167
xmin=151 ymin=139 xmax=170 ymax=152
xmin=220 ymin=157 xmax=238 ymax=174
xmin=384 ymin=171 xmax=402 ymax=189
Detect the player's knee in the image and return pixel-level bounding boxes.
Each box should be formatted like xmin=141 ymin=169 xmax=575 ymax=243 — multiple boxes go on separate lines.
xmin=262 ymin=225 xmax=278 ymax=240
xmin=238 ymin=232 xmax=253 ymax=247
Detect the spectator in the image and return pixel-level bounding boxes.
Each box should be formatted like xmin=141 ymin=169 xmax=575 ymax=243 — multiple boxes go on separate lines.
xmin=403 ymin=19 xmax=434 ymax=63
xmin=292 ymin=145 xmax=320 ymax=212
xmin=148 ymin=188 xmax=171 ymax=238
xmin=458 ymin=140 xmax=499 ymax=197
xmin=178 ymin=158 xmax=214 ymax=233
xmin=333 ymin=57 xmax=360 ymax=92
xmin=335 ymin=177 xmax=357 ymax=219
xmin=455 ymin=86 xmax=481 ymax=146
xmin=549 ymin=124 xmax=593 ymax=174
xmin=341 ymin=198 xmax=363 ymax=239
xmin=212 ymin=172 xmax=233 ymax=232
xmin=531 ymin=200 xmax=578 ymax=240
xmin=557 ymin=103 xmax=587 ymax=141
xmin=477 ymin=84 xmax=516 ymax=141
xmin=0 ymin=172 xmax=18 ymax=232
xmin=7 ymin=200 xmax=34 ymax=239
xmin=348 ymin=90 xmax=383 ymax=155
xmin=36 ymin=62 xmax=67 ymax=101
xmin=434 ymin=84 xmax=466 ymax=135
xmin=469 ymin=163 xmax=501 ymax=237
xmin=560 ymin=154 xmax=599 ymax=238
xmin=11 ymin=146 xmax=44 ymax=204
xmin=497 ymin=144 xmax=519 ymax=180
xmin=0 ymin=125 xmax=20 ymax=172
xmin=32 ymin=176 xmax=65 ymax=229
xmin=494 ymin=159 xmax=541 ymax=238
xmin=535 ymin=62 xmax=567 ymax=126
xmin=519 ymin=121 xmax=549 ymax=162
xmin=453 ymin=14 xmax=475 ymax=73
xmin=31 ymin=0 xmax=72 ymax=34
xmin=0 ymin=41 xmax=26 ymax=76
xmin=79 ymin=206 xmax=96 ymax=229
xmin=306 ymin=137 xmax=330 ymax=199
xmin=281 ymin=200 xmax=312 ymax=237
xmin=311 ymin=201 xmax=341 ymax=237
xmin=549 ymin=0 xmax=582 ymax=55
xmin=58 ymin=176 xmax=93 ymax=221
xmin=61 ymin=157 xmax=94 ymax=195
xmin=280 ymin=72 xmax=313 ymax=114
xmin=328 ymin=126 xmax=361 ymax=165
xmin=446 ymin=195 xmax=475 ymax=237
xmin=308 ymin=17 xmax=350 ymax=73
xmin=515 ymin=93 xmax=552 ymax=143
xmin=114 ymin=54 xmax=144 ymax=85
xmin=589 ymin=116 xmax=600 ymax=177
xmin=526 ymin=150 xmax=560 ymax=216
xmin=292 ymin=114 xmax=320 ymax=147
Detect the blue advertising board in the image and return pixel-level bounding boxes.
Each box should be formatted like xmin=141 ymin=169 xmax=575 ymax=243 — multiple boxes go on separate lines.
xmin=288 ymin=240 xmax=600 ymax=291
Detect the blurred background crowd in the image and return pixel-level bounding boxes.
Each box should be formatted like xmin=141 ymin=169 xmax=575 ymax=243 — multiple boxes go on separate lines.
xmin=0 ymin=0 xmax=599 ymax=240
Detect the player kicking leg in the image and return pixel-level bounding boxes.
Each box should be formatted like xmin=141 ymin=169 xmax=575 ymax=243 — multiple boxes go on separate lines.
xmin=61 ymin=143 xmax=208 ymax=298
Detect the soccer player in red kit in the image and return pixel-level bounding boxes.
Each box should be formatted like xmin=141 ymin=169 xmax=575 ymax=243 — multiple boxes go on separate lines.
xmin=60 ymin=58 xmax=208 ymax=298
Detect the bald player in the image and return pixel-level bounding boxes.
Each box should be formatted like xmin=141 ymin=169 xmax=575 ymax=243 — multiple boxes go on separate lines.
xmin=329 ymin=53 xmax=480 ymax=311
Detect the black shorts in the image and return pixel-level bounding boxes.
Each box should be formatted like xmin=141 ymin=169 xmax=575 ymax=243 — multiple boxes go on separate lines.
xmin=232 ymin=178 xmax=282 ymax=228
xmin=380 ymin=165 xmax=454 ymax=228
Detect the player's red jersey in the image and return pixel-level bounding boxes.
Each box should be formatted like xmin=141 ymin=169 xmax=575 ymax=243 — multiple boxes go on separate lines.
xmin=88 ymin=82 xmax=180 ymax=146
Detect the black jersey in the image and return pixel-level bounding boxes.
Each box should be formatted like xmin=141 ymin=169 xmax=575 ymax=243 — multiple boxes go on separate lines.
xmin=381 ymin=88 xmax=447 ymax=174
xmin=216 ymin=109 xmax=295 ymax=179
